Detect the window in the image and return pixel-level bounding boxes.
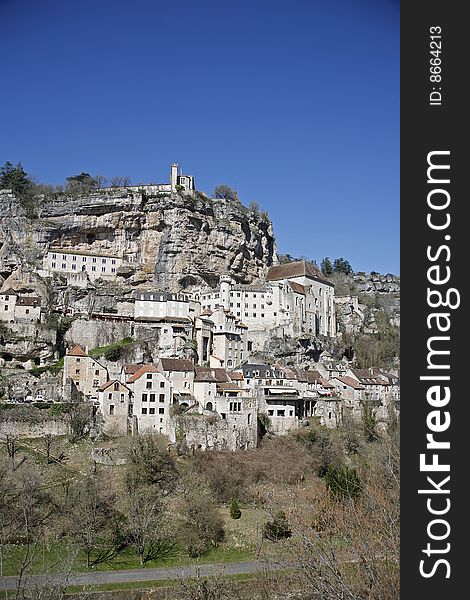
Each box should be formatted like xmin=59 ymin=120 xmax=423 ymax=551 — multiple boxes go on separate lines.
xmin=92 ymin=266 xmax=96 ymax=272
xmin=147 ymin=373 xmax=153 ymax=379
xmin=51 ymin=262 xmax=56 ymax=268
xmin=75 ymin=369 xmax=80 ymax=374
xmin=93 ymin=379 xmax=99 ymax=387
xmin=72 ymin=264 xmax=76 ymax=270
xmin=277 ymin=410 xmax=285 ymax=417
xmin=72 ymin=255 xmax=76 ymax=261
xmin=52 ymin=254 xmax=56 ymax=259
xmin=142 ymin=407 xmax=147 ymax=415
xmin=120 ymin=393 xmax=125 ymax=402
xmin=62 ymin=263 xmax=66 ymax=269
xmin=112 ymin=259 xmax=116 ymax=265
xmin=102 ymin=267 xmax=106 ymax=272
xmin=4 ymin=305 xmax=8 ymax=311
xmin=160 ymin=381 xmax=164 ymax=388
xmin=109 ymin=405 xmax=115 ymax=415
xmin=96 ymin=370 xmax=100 ymax=376
xmin=149 ymin=393 xmax=155 ymax=402
xmin=102 ymin=258 xmax=107 ymax=264
xmin=141 ymin=393 xmax=148 ymax=402
xmin=82 ymin=256 xmax=87 ymax=262
xmin=108 ymin=392 xmax=112 ymax=399
xmin=149 ymin=407 xmax=155 ymax=415
xmin=159 ymin=407 xmax=164 ymax=414
xmin=92 ymin=257 xmax=97 ymax=263
xmin=159 ymin=394 xmax=165 ymax=402
xmin=268 ymin=409 xmax=274 ymax=416
xmin=146 ymin=381 xmax=152 ymax=389
xmin=62 ymin=255 xmax=66 ymax=260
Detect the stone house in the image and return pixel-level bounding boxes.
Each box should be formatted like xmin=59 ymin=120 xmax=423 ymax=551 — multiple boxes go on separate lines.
xmin=63 ymin=345 xmax=109 ymax=401
xmin=330 ymin=375 xmax=365 ymax=422
xmin=205 ymin=306 xmax=248 ymax=369
xmin=97 ymin=380 xmax=133 ymax=435
xmin=0 ymin=288 xmax=42 ymax=323
xmin=125 ymin=364 xmax=173 ymax=439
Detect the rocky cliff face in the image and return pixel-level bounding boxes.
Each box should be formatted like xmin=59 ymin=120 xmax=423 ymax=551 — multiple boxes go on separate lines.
xmin=0 ymin=189 xmax=277 ymax=290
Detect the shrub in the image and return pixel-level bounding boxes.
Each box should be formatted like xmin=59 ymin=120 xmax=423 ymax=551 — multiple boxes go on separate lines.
xmin=229 ymin=499 xmax=241 ymax=520
xmin=263 ymin=511 xmax=292 ymax=541
xmin=323 ymin=465 xmax=363 ymax=501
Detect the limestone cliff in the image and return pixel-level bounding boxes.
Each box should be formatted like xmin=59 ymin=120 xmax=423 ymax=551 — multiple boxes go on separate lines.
xmin=0 ymin=189 xmax=277 ymax=290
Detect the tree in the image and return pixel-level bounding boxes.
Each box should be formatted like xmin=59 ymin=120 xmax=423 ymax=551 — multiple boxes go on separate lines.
xmin=0 ymin=161 xmax=33 ymax=196
xmin=262 ymin=511 xmax=292 ymax=541
xmin=179 ymin=492 xmax=225 ymax=557
xmin=122 ymin=483 xmax=171 ymax=566
xmin=67 ymin=403 xmax=93 ymax=443
xmin=213 ymin=185 xmax=237 ymax=201
xmin=67 ymin=475 xmax=126 ymax=569
xmin=127 ymin=433 xmax=178 ymax=491
xmin=40 ymin=434 xmax=55 ymax=464
xmin=321 ymin=257 xmax=334 ymax=277
xmin=229 ymin=499 xmax=241 ymax=520
xmin=65 ymin=172 xmax=96 ymax=193
xmin=333 ymin=257 xmax=353 ymax=275
xmin=110 ymin=176 xmax=131 ymax=186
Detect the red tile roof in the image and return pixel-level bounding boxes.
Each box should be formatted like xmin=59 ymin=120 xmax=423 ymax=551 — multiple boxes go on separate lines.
xmin=98 ymin=380 xmax=131 ymax=392
xmin=160 ymin=358 xmax=194 ymax=372
xmin=122 ymin=364 xmax=142 ymax=375
xmin=266 ymin=260 xmax=333 ymax=287
xmin=0 ymin=288 xmax=18 ymax=296
xmin=67 ymin=345 xmax=88 ymax=357
xmin=335 ymin=376 xmax=365 ymax=390
xmin=127 ymin=364 xmax=159 ymax=383
xmin=289 ymin=282 xmax=306 ymax=295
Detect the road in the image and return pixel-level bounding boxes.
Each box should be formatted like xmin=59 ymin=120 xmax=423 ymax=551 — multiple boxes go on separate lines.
xmin=0 ymin=559 xmax=278 ymax=591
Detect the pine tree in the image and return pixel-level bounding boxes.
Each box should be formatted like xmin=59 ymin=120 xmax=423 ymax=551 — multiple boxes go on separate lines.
xmin=229 ymin=499 xmax=241 ymax=519
xmin=321 ymin=257 xmax=333 ymax=276
xmin=0 ymin=161 xmax=33 ymax=196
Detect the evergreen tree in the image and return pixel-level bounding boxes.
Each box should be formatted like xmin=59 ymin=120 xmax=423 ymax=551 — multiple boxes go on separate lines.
xmin=0 ymin=161 xmax=33 ymax=196
xmin=321 ymin=257 xmax=333 ymax=276
xmin=229 ymin=499 xmax=241 ymax=519
xmin=263 ymin=511 xmax=292 ymax=541
xmin=333 ymin=257 xmax=353 ymax=274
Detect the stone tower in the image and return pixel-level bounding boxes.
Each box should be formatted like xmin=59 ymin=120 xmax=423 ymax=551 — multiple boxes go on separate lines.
xmin=170 ymin=163 xmax=179 ymax=193
xmin=220 ymin=274 xmax=232 ymax=310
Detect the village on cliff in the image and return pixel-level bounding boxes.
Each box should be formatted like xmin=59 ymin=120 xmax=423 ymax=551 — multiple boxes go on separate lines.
xmin=0 ymin=164 xmax=400 ymax=450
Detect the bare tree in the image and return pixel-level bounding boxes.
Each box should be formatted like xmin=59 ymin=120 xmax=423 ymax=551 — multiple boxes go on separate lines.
xmin=110 ymin=176 xmax=131 ymax=187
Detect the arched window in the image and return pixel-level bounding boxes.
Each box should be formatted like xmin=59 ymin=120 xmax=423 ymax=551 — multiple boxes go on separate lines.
xmin=205 ymin=401 xmax=213 ymax=411
xmin=114 ymin=382 xmax=119 ymax=391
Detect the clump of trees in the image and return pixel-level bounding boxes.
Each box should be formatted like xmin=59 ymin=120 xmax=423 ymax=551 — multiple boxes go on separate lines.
xmin=213 ymin=184 xmax=238 ymax=201
xmin=321 ymin=256 xmax=353 ymax=276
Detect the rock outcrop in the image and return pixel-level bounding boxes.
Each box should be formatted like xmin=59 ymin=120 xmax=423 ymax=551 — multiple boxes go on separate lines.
xmin=0 ymin=189 xmax=277 ymax=291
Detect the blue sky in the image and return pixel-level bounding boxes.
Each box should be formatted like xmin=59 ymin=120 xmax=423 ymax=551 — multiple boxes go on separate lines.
xmin=0 ymin=0 xmax=399 ymax=274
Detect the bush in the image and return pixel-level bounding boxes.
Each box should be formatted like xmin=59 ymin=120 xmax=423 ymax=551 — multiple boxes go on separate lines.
xmin=263 ymin=511 xmax=292 ymax=541
xmin=229 ymin=499 xmax=241 ymax=520
xmin=103 ymin=346 xmax=122 ymax=361
xmin=323 ymin=465 xmax=363 ymax=501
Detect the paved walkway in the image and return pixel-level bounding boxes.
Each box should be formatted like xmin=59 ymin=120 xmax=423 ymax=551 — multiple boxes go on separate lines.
xmin=0 ymin=559 xmax=277 ymax=591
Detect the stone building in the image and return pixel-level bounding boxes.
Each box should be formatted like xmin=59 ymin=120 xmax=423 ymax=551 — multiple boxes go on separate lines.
xmin=204 ymin=306 xmax=248 ymax=369
xmin=125 ymin=364 xmax=173 ymax=438
xmin=63 ymin=345 xmax=109 ymax=401
xmin=97 ymin=380 xmax=133 ymax=435
xmin=43 ymin=249 xmax=122 ymax=281
xmin=195 ymin=260 xmax=336 ymax=340
xmin=0 ymin=288 xmax=42 ymax=323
